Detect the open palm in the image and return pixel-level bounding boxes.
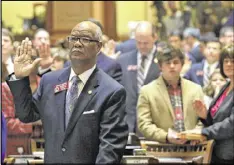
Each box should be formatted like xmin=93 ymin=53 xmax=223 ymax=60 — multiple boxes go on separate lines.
xmin=14 ymin=37 xmax=41 ymax=79
xmin=192 ymin=100 xmax=207 ymax=119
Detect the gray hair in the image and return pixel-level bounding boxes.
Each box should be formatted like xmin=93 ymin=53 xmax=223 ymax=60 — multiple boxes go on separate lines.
xmin=94 ymin=26 xmax=102 ymax=42
xmin=219 ymin=26 xmax=234 ymax=37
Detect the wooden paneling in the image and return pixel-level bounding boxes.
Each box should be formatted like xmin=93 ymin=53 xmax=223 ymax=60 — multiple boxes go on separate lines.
xmin=46 ymin=1 xmax=118 ymax=44
xmin=103 ymin=1 xmax=117 ymax=40
xmin=46 ymin=1 xmax=93 ymax=45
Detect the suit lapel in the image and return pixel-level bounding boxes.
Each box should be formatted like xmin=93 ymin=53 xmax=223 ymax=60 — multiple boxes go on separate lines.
xmin=157 ymin=76 xmax=175 ymax=120
xmin=55 ymin=67 xmax=71 ymax=133
xmin=144 ymin=50 xmax=160 ymax=84
xmin=181 ymin=78 xmax=188 ymax=119
xmin=210 ymin=82 xmax=232 ymax=119
xmin=199 ymin=61 xmax=206 ymax=86
xmin=128 ymin=51 xmax=138 ymax=92
xmin=63 ymin=68 xmax=99 ymax=140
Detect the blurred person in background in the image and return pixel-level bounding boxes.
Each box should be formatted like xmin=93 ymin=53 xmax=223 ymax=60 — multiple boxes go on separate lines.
xmin=219 ymin=26 xmax=234 ymax=47
xmin=162 ymin=1 xmax=185 ymax=36
xmin=203 ymin=69 xmax=227 ymax=109
xmin=183 ymin=27 xmax=204 ymax=64
xmin=51 ymin=53 xmax=68 ymax=71
xmin=168 ymin=30 xmax=183 ymax=49
xmin=101 ymin=34 xmax=121 ymax=59
xmin=223 ymin=9 xmax=234 ymax=27
xmin=117 ymin=21 xmax=161 ymax=136
xmin=114 ymin=21 xmax=138 ymax=55
xmin=32 ymin=28 xmax=54 ymax=77
xmin=2 ymin=28 xmax=15 ymax=75
xmin=51 ymin=38 xmax=70 ymax=59
xmin=184 ymin=37 xmax=221 ymax=87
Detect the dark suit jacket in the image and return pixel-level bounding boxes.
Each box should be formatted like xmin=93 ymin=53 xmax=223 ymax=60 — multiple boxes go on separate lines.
xmin=117 ymin=49 xmax=161 ymax=133
xmin=64 ymin=52 xmax=122 ymax=83
xmin=200 ymin=81 xmax=234 ymax=161
xmin=184 ymin=60 xmax=219 ymax=87
xmin=6 ymin=67 xmax=128 ymax=164
xmin=115 ymin=39 xmax=136 ymax=54
xmin=189 ymin=44 xmax=204 ymax=64
xmin=184 ymin=60 xmax=205 ymax=86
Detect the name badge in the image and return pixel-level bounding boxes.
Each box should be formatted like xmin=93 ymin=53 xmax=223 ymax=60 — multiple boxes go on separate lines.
xmin=127 ymin=65 xmax=138 ymax=71
xmin=54 ymin=82 xmax=68 ymax=93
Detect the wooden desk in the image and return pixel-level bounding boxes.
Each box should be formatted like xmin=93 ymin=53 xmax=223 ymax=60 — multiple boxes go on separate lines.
xmin=27 ymin=159 xmax=44 ymax=165
xmin=121 ymin=155 xmax=159 ymax=164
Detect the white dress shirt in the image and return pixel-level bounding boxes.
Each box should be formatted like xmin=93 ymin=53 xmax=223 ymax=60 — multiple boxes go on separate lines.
xmin=203 ymin=60 xmax=219 ymax=76
xmin=67 ymin=64 xmax=96 ymax=97
xmin=5 ymin=56 xmax=14 ymax=74
xmin=137 ymin=45 xmax=156 ymax=78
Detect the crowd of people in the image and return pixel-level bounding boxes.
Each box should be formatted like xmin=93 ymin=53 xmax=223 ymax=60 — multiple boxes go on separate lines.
xmin=1 ymin=5 xmax=233 ymax=164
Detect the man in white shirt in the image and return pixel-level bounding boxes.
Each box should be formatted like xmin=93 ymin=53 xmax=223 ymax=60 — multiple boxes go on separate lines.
xmin=184 ymin=37 xmax=221 ymax=87
xmin=32 ymin=28 xmax=54 ymax=76
xmin=117 ymin=21 xmax=161 ymax=135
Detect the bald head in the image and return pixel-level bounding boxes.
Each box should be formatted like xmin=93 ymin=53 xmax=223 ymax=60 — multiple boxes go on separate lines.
xmin=68 ymin=21 xmax=103 ymax=73
xmin=72 ymin=21 xmax=103 ymax=42
xmin=135 ymin=21 xmax=157 ymax=56
xmin=135 ymin=21 xmax=156 ymax=37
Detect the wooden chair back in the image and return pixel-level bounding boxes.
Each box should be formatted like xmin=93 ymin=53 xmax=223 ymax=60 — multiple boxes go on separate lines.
xmin=141 ymin=140 xmax=215 ymax=164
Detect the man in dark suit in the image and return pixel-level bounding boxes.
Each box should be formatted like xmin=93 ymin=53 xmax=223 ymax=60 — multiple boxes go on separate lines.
xmin=6 ymin=21 xmax=128 ymax=164
xmin=183 ymin=27 xmax=204 ymax=64
xmin=184 ymin=37 xmax=221 ymax=87
xmin=117 ymin=21 xmax=161 ymax=135
xmin=64 ymin=18 xmax=122 ymax=83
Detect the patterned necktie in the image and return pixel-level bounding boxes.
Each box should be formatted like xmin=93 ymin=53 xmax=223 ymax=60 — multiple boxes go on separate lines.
xmin=65 ymin=76 xmax=80 ymax=128
xmin=137 ymin=56 xmax=147 ymax=92
xmin=203 ymin=66 xmax=210 ymax=86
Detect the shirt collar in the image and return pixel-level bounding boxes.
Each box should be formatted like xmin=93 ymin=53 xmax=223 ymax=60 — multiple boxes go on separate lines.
xmin=162 ymin=76 xmax=181 ymax=88
xmin=69 ymin=64 xmax=96 ymax=85
xmin=193 ymin=41 xmax=200 ymax=49
xmin=204 ymin=60 xmax=219 ymax=70
xmin=137 ymin=45 xmax=156 ymax=62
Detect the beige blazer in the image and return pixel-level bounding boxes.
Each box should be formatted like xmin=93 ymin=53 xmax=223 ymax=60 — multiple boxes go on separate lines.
xmin=137 ymin=76 xmax=204 ymax=143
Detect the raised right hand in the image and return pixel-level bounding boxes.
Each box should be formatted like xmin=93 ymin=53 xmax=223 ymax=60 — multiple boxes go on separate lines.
xmin=14 ymin=37 xmax=41 ymax=79
xmin=192 ymin=100 xmax=207 ymax=119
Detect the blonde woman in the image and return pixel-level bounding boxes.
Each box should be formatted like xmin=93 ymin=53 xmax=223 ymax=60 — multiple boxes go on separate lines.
xmin=203 ymin=69 xmax=227 ymax=109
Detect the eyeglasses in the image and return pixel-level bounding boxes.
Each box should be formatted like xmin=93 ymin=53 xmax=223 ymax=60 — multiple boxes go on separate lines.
xmin=67 ymin=36 xmax=100 ymax=45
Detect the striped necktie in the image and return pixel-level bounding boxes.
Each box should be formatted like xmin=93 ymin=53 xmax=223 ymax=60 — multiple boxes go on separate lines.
xmin=65 ymin=76 xmax=80 ymax=128
xmin=203 ymin=66 xmax=210 ymax=87
xmin=137 ymin=56 xmax=147 ymax=92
